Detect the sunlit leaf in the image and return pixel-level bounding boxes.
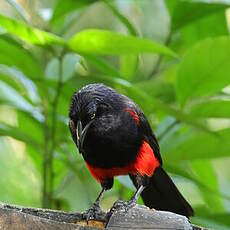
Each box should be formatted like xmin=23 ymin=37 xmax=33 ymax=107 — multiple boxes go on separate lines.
xmin=0 ymin=14 xmax=65 ymax=46
xmin=68 ymin=29 xmax=177 ymax=57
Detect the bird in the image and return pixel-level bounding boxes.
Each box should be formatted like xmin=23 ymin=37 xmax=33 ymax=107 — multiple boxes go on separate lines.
xmin=68 ymin=83 xmax=193 ymax=220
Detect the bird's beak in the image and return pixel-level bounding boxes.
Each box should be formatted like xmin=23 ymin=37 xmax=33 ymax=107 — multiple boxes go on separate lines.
xmin=76 ymin=120 xmax=94 ymax=153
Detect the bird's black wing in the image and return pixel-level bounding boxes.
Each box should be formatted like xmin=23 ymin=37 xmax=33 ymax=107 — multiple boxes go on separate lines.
xmin=130 ymin=106 xmax=194 ymax=218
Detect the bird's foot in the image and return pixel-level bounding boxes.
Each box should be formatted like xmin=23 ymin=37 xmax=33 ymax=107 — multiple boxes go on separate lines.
xmin=106 ymin=199 xmax=137 ymax=220
xmin=83 ymin=203 xmax=105 ymax=222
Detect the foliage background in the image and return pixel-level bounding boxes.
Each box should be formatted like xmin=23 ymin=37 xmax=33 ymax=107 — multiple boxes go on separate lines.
xmin=0 ymin=0 xmax=230 ymax=228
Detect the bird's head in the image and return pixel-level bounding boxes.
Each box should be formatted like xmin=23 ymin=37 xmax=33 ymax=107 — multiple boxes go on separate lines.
xmin=68 ymin=83 xmax=124 ymax=153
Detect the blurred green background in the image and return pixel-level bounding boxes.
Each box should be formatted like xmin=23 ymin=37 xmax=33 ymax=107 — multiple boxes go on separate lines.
xmin=0 ymin=0 xmax=230 ymax=229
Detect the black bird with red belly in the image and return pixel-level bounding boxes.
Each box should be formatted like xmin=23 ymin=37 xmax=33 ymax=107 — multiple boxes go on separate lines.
xmin=68 ymin=83 xmax=193 ymax=220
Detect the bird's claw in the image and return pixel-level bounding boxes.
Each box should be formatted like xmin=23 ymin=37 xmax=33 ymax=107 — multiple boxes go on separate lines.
xmin=106 ymin=199 xmax=136 ymax=220
xmin=83 ymin=204 xmax=104 ymax=222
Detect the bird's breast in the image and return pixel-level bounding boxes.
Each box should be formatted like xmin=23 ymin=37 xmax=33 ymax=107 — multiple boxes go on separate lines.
xmin=85 ymin=140 xmax=160 ymax=183
xmin=82 ymin=112 xmax=142 ymax=168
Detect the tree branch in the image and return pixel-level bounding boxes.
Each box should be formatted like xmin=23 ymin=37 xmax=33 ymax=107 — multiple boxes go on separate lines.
xmin=47 ymin=53 xmax=64 ymax=208
xmin=42 ymin=51 xmax=65 ymax=209
xmin=0 ymin=202 xmax=206 ymax=229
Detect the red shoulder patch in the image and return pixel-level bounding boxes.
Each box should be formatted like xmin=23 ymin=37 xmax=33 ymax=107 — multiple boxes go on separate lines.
xmin=133 ymin=140 xmax=160 ymax=177
xmin=86 ymin=140 xmax=160 ymax=183
xmin=125 ymin=108 xmax=140 ymax=126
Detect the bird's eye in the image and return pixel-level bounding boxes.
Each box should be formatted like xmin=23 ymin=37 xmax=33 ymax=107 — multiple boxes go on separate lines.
xmin=90 ymin=112 xmax=96 ymax=120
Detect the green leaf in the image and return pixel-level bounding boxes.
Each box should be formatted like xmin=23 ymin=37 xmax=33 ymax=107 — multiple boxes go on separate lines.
xmin=120 ymin=55 xmax=138 ymax=80
xmin=180 ymin=11 xmax=228 ymax=47
xmin=166 ymin=0 xmax=229 ymax=32
xmin=190 ymin=100 xmax=230 ymax=118
xmin=191 ymin=160 xmax=224 ymax=212
xmin=0 ymin=138 xmax=41 ymax=206
xmin=17 ymin=111 xmax=44 ymax=152
xmin=0 ymin=66 xmax=30 ymax=100
xmin=0 ymin=80 xmax=43 ymax=122
xmin=0 ymin=123 xmax=42 ymax=148
xmin=0 ymin=36 xmax=43 ymax=79
xmin=85 ymin=55 xmax=123 ymax=78
xmin=24 ymin=145 xmax=43 ymax=178
xmin=165 ymin=128 xmax=230 ymax=161
xmin=0 ymin=65 xmax=40 ymax=103
xmin=68 ymin=29 xmax=177 ymax=57
xmin=135 ymin=78 xmax=175 ymax=103
xmin=0 ymin=14 xmax=65 ymax=46
xmin=176 ymin=37 xmax=230 ymax=107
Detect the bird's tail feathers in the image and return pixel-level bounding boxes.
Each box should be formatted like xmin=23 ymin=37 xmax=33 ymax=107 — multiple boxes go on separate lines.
xmin=131 ymin=167 xmax=194 ymax=218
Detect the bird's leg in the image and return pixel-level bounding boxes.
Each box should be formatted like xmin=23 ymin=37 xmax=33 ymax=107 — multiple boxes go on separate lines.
xmin=127 ymin=185 xmax=145 ymax=208
xmin=83 ymin=187 xmax=106 ymax=221
xmin=107 ymin=175 xmax=149 ymax=219
xmin=107 ymin=185 xmax=145 ymax=219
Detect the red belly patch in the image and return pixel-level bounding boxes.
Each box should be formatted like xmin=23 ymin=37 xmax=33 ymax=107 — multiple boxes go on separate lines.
xmin=86 ymin=141 xmax=160 ymax=183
